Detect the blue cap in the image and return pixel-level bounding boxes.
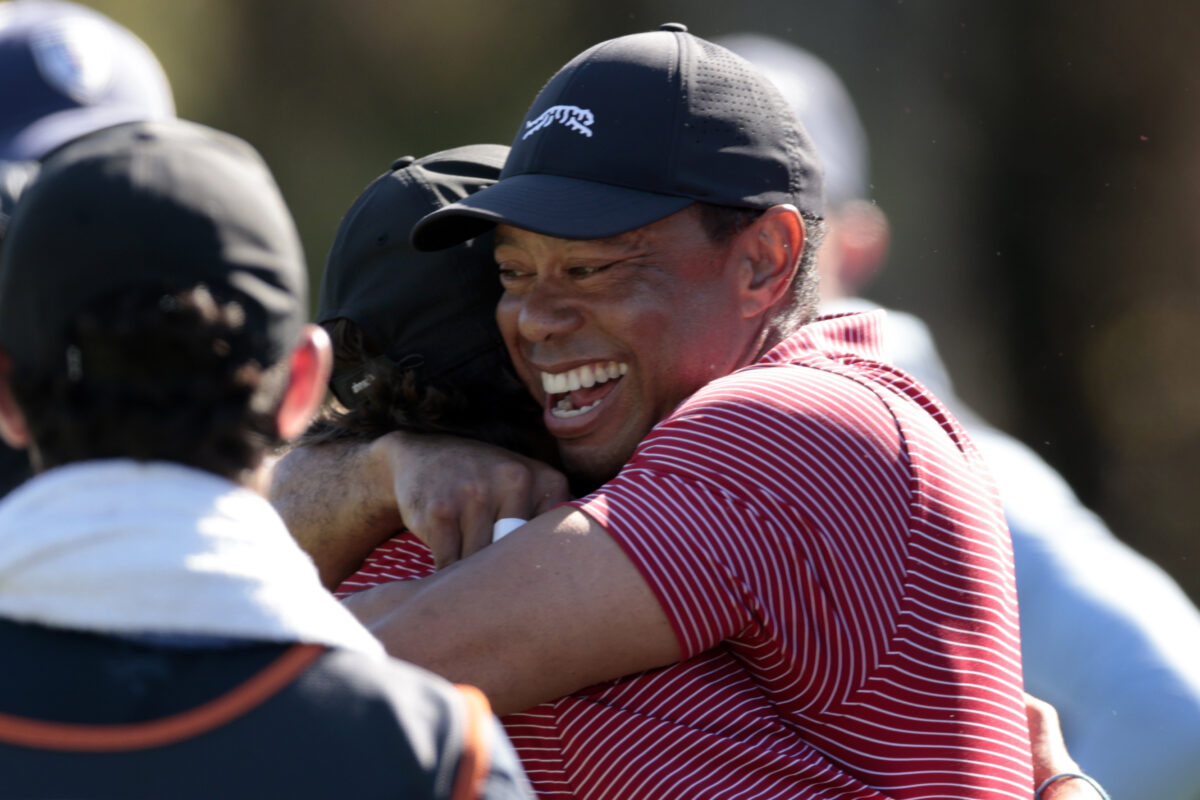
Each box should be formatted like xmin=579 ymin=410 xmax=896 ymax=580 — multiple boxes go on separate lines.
xmin=0 ymin=0 xmax=174 ymax=161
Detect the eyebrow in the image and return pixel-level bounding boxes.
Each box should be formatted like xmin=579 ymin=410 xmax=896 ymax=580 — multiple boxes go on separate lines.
xmin=493 ymin=230 xmax=521 ymax=248
xmin=493 ymin=228 xmax=647 ymax=253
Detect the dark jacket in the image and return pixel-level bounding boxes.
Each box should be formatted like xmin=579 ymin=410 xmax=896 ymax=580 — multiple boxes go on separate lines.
xmin=0 ymin=618 xmax=532 ymax=799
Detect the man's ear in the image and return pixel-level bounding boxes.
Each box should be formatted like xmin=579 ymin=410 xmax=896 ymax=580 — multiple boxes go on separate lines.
xmin=0 ymin=350 xmax=31 ymax=450
xmin=828 ymin=200 xmax=890 ymax=297
xmin=732 ymin=204 xmax=806 ymax=319
xmin=274 ymin=324 xmax=333 ymax=442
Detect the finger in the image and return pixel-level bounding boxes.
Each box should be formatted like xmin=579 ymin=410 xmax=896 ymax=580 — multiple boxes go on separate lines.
xmin=417 ymin=509 xmax=464 ymax=571
xmin=532 ymin=468 xmax=571 ymax=515
xmin=490 ymin=461 xmax=538 ymax=522
xmin=456 ymin=494 xmax=496 ymax=561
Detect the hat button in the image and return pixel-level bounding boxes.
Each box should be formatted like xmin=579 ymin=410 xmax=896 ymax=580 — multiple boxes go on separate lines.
xmin=658 ymin=22 xmax=688 ymax=32
xmin=390 ymin=155 xmax=416 ymax=170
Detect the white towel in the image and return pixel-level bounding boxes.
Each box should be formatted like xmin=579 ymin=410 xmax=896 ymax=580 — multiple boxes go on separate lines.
xmin=0 ymin=459 xmax=384 ymax=659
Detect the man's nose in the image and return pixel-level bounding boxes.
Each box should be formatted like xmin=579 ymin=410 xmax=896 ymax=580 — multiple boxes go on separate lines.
xmin=514 ymin=279 xmax=583 ymax=343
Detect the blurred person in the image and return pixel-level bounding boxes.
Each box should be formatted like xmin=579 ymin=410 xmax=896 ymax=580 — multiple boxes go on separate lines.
xmin=0 ymin=118 xmax=531 ymax=800
xmin=274 ymin=25 xmax=1038 ymax=799
xmin=717 ymin=32 xmax=1200 ymax=800
xmin=0 ymin=0 xmax=177 ymax=497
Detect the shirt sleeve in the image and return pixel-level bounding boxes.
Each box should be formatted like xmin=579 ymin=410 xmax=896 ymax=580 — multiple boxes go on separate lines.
xmin=570 ymin=364 xmax=913 ymax=673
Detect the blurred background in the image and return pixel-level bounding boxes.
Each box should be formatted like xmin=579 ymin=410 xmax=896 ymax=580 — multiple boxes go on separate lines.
xmin=77 ymin=0 xmax=1198 ymax=600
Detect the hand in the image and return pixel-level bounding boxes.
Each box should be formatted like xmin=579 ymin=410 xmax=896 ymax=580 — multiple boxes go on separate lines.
xmin=1026 ymin=693 xmax=1106 ymax=799
xmin=369 ymin=430 xmax=570 ymax=569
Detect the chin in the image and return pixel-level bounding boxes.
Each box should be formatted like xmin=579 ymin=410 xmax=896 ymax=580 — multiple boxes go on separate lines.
xmin=560 ymin=447 xmax=625 ymax=496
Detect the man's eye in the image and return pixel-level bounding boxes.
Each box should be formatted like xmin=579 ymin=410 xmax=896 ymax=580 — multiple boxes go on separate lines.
xmin=568 ymin=263 xmax=610 ymax=278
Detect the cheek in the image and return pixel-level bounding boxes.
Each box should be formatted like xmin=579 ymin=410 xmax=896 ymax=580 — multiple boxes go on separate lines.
xmin=495 ymin=297 xmax=534 ymax=383
xmin=496 ymin=294 xmax=521 ymax=346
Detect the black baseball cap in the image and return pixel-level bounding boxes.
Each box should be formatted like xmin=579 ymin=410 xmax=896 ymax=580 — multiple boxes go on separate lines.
xmin=411 ymin=23 xmax=824 ymax=251
xmin=317 ymin=144 xmax=513 ymax=408
xmin=0 ymin=118 xmax=307 ymax=372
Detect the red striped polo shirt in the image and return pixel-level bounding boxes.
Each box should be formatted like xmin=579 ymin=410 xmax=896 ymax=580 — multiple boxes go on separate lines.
xmin=506 ymin=311 xmax=1031 ymax=799
xmin=335 ymin=533 xmax=432 ymax=598
xmin=341 ymin=311 xmax=1033 ymax=799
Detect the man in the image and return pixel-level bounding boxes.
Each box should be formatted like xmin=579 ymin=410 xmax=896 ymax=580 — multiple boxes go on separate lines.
xmin=0 ymin=0 xmax=177 ymax=497
xmin=717 ymin=32 xmax=1200 ymax=800
xmin=274 ymin=25 xmax=1034 ymax=799
xmin=0 ymin=118 xmax=530 ymax=799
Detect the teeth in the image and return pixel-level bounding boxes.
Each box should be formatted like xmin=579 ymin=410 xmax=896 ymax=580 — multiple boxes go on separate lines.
xmin=552 ymin=397 xmax=602 ymax=418
xmin=540 ymin=361 xmax=628 ymax=396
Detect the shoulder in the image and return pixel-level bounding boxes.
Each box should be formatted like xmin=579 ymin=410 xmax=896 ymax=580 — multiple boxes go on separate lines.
xmin=632 ymin=359 xmax=909 ymax=488
xmin=294 ymin=650 xmax=532 ymax=799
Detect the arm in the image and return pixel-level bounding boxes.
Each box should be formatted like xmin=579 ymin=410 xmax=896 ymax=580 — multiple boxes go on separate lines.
xmin=350 ymin=505 xmax=681 ymax=716
xmin=269 ymin=437 xmax=399 ymax=589
xmin=270 ymin=431 xmax=571 ymax=588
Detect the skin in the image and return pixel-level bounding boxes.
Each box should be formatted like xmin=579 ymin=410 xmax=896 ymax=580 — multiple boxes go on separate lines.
xmin=492 ymin=205 xmax=798 ymax=485
xmin=1025 ymin=695 xmax=1097 ymax=799
xmin=324 ymin=204 xmax=806 ymax=714
xmin=271 ymin=204 xmax=1088 ymax=789
xmin=272 ymin=204 xmax=803 ymax=577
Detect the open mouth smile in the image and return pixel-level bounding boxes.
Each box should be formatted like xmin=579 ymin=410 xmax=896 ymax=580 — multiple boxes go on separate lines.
xmin=540 ymin=361 xmax=629 ymax=419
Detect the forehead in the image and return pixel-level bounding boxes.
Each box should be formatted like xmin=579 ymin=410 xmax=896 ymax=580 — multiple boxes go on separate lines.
xmin=494 ymin=206 xmax=703 ymax=254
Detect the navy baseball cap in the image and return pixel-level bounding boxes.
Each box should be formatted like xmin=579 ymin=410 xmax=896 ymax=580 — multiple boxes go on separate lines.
xmin=411 ymin=22 xmax=824 ymax=251
xmin=0 ymin=159 xmax=37 ymax=240
xmin=0 ymin=119 xmax=308 ymax=373
xmin=317 ymin=144 xmax=514 ymax=409
xmin=0 ymin=0 xmax=174 ymax=161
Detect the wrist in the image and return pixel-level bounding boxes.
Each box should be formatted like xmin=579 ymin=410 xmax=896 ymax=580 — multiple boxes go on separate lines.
xmin=364 ymin=430 xmax=410 ymax=522
xmin=1034 ymin=772 xmax=1111 ymax=800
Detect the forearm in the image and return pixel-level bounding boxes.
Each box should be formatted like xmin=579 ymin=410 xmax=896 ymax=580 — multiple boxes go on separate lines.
xmin=353 ymin=508 xmax=681 ymax=717
xmin=269 ymin=437 xmax=400 ymax=589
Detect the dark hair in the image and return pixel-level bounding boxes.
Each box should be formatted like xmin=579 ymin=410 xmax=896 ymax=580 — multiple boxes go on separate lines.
xmin=9 ymin=285 xmax=288 ymax=480
xmin=695 ymin=201 xmax=826 ymax=330
xmin=300 ymin=318 xmax=557 ymax=465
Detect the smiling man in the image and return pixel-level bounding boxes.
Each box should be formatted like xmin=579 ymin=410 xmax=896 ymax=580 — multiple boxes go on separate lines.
xmin=273 ymin=24 xmax=1035 ymax=799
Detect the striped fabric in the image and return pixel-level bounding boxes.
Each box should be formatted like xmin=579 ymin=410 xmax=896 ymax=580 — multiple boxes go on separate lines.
xmin=340 ymin=311 xmax=1033 ymax=799
xmin=511 ymin=311 xmax=1031 ymax=799
xmin=334 ymin=533 xmax=432 ymax=598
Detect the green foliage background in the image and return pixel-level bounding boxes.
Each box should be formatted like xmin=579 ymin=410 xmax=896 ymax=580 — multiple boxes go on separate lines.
xmin=75 ymin=0 xmax=1200 ymax=600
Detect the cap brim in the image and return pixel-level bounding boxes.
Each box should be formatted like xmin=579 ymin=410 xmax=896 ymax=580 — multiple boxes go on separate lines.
xmin=2 ymin=105 xmax=173 ymax=161
xmin=410 ymin=173 xmax=694 ymax=251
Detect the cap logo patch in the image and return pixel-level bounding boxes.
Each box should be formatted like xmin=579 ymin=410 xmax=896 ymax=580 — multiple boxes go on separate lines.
xmin=31 ymin=18 xmax=115 ymax=103
xmin=522 ymin=105 xmax=594 ymax=140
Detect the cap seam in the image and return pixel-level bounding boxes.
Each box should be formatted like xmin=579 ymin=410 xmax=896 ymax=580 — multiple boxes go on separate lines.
xmin=664 ymin=31 xmax=686 ymax=196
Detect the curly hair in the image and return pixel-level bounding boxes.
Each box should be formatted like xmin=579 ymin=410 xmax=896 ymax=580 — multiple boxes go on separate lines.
xmin=9 ymin=285 xmax=289 ymax=481
xmin=300 ymin=318 xmax=556 ymax=465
